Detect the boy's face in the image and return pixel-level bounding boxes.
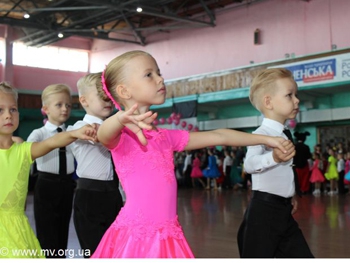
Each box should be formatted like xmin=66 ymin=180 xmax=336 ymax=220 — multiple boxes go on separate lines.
xmin=42 ymin=92 xmax=71 ymax=126
xmin=81 ymin=88 xmax=113 ymax=119
xmin=267 ymin=78 xmax=299 ymax=124
xmin=0 ymin=91 xmax=19 ymax=136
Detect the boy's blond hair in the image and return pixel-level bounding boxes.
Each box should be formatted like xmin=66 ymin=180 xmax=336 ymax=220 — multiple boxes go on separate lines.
xmin=41 ymin=84 xmax=71 ymax=106
xmin=77 ymin=72 xmax=102 ymax=97
xmin=0 ymin=82 xmax=18 ymax=101
xmin=249 ymin=68 xmax=294 ymax=112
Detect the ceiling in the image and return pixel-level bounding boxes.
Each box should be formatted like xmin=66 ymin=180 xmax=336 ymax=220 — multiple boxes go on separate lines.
xmin=0 ymin=0 xmax=266 ymax=47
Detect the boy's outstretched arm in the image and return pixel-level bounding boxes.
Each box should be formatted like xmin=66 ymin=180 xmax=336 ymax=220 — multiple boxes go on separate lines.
xmin=185 ymin=129 xmax=288 ymax=153
xmin=30 ymin=124 xmax=98 ymax=160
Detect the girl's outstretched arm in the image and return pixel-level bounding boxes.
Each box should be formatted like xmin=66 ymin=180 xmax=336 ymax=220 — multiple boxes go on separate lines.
xmin=98 ymin=104 xmax=157 ymax=149
xmin=31 ymin=124 xmax=98 ymax=160
xmin=184 ymin=129 xmax=288 ymax=153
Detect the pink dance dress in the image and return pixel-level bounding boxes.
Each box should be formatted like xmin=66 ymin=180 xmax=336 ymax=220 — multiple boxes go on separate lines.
xmin=92 ymin=128 xmax=194 ymax=258
xmin=309 ymin=159 xmax=325 ymax=183
xmin=191 ymin=157 xmax=203 ymax=178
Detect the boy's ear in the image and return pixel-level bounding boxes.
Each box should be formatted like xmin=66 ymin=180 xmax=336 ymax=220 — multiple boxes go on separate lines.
xmin=116 ymin=84 xmax=131 ymax=99
xmin=79 ymin=96 xmax=88 ymax=107
xmin=41 ymin=105 xmax=49 ymax=115
xmin=263 ymin=95 xmax=273 ymax=110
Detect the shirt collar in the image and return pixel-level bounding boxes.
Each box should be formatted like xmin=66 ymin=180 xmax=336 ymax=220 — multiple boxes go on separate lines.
xmin=83 ymin=114 xmax=104 ymax=125
xmin=45 ymin=120 xmax=66 ymax=132
xmin=261 ymin=118 xmax=285 ymax=134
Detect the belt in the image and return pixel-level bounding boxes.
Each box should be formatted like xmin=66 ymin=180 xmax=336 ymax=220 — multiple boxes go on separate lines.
xmin=38 ymin=171 xmax=73 ymax=181
xmin=76 ymin=178 xmax=118 ymax=192
xmin=252 ymin=191 xmax=292 ymax=205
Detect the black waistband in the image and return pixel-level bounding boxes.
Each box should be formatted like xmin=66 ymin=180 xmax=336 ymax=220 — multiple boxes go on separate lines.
xmin=76 ymin=178 xmax=118 ymax=192
xmin=252 ymin=191 xmax=292 ymax=205
xmin=38 ymin=171 xmax=73 ymax=181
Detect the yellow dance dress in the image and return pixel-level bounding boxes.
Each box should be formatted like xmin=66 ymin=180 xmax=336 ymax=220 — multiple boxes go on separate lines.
xmin=324 ymin=155 xmax=339 ymax=180
xmin=0 ymin=142 xmax=44 ymax=258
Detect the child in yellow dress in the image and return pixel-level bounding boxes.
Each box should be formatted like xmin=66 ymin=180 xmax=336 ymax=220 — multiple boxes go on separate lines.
xmin=324 ymin=147 xmax=339 ymax=196
xmin=0 ymin=82 xmax=97 ymax=258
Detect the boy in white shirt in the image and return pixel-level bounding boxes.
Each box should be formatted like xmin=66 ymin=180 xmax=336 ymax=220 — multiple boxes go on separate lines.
xmin=68 ymin=73 xmax=123 ymax=257
xmin=237 ymin=68 xmax=314 ymax=258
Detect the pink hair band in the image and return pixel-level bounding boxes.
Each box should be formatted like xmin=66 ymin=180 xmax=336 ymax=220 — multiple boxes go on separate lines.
xmin=101 ymin=69 xmax=121 ymax=111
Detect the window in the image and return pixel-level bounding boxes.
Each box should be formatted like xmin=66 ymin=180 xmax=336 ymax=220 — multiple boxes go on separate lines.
xmin=13 ymin=42 xmax=88 ymax=72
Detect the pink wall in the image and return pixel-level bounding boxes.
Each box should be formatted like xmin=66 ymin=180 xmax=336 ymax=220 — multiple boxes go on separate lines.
xmin=0 ymin=26 xmax=91 ymax=93
xmin=90 ymin=0 xmax=350 ymax=81
xmin=1 ymin=0 xmax=350 ymax=92
xmin=13 ymin=66 xmax=86 ymax=94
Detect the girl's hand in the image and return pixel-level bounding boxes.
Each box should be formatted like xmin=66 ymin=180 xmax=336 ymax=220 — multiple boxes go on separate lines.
xmin=73 ymin=124 xmax=98 ymax=142
xmin=273 ymin=140 xmax=295 ymax=163
xmin=265 ymin=136 xmax=289 ymax=154
xmin=117 ymin=104 xmax=158 ymax=145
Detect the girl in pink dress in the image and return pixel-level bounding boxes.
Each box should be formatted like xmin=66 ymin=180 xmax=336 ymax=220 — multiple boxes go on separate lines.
xmin=191 ymin=151 xmax=206 ymax=188
xmin=91 ymin=50 xmax=290 ymax=258
xmin=344 ymin=152 xmax=350 ymax=185
xmin=309 ymin=152 xmax=325 ymax=196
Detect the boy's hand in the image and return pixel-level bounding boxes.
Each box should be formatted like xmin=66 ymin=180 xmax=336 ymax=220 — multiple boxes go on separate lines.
xmin=273 ymin=140 xmax=295 ymax=163
xmin=117 ymin=104 xmax=158 ymax=145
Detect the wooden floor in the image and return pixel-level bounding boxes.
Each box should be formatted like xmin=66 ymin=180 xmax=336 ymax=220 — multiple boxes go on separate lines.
xmin=177 ymin=187 xmax=350 ymax=258
xmin=26 ymin=187 xmax=350 ymax=258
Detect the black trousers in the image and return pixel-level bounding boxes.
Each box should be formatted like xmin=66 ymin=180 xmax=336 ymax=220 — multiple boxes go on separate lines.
xmin=222 ymin=165 xmax=232 ymax=188
xmin=237 ymin=191 xmax=314 ymax=258
xmin=73 ymin=178 xmax=123 ymax=257
xmin=34 ymin=172 xmax=75 ymax=258
xmin=338 ymin=170 xmax=346 ymax=194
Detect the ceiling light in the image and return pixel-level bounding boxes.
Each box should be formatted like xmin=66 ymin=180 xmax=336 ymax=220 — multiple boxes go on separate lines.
xmin=58 ymin=33 xmax=64 ymax=38
xmin=136 ymin=7 xmax=142 ymax=12
xmin=24 ymin=13 xmax=30 ymax=19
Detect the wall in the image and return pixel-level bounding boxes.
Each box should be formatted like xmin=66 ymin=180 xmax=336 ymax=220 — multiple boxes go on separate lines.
xmin=89 ymin=0 xmax=350 ymax=82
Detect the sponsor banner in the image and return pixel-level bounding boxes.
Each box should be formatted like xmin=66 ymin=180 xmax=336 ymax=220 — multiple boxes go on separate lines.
xmin=269 ymin=53 xmax=350 ymax=87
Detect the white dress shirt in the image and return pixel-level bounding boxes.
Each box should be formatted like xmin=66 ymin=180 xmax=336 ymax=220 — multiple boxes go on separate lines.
xmin=223 ymin=156 xmax=233 ymax=174
xmin=244 ymin=118 xmax=295 ymax=198
xmin=337 ymin=158 xmax=345 ymax=173
xmin=27 ymin=121 xmax=75 ymax=174
xmin=67 ymin=114 xmax=114 ymax=181
xmin=183 ymin=153 xmax=192 ymax=173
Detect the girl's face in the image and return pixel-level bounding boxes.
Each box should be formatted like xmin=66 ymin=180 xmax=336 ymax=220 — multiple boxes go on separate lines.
xmin=0 ymin=91 xmax=19 ymax=136
xmin=268 ymin=78 xmax=299 ymax=124
xmin=122 ymin=55 xmax=166 ymax=110
xmin=328 ymin=148 xmax=334 ymax=156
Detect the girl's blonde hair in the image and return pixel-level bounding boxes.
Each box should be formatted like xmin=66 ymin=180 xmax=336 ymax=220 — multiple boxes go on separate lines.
xmin=101 ymin=50 xmax=152 ymax=107
xmin=249 ymin=68 xmax=295 ymax=111
xmin=41 ymin=84 xmax=71 ymax=106
xmin=0 ymin=82 xmax=18 ymax=101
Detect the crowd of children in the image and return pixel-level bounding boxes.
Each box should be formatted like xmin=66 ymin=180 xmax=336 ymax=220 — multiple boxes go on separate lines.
xmin=175 ymin=146 xmax=247 ymax=191
xmin=309 ymin=143 xmax=349 ymax=196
